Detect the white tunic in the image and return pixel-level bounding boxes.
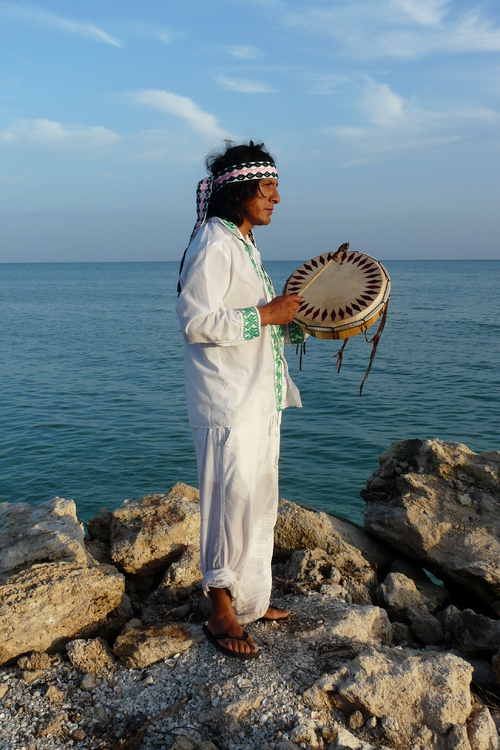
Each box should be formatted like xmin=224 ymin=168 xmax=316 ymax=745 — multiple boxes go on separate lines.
xmin=176 ymin=217 xmax=303 ymax=428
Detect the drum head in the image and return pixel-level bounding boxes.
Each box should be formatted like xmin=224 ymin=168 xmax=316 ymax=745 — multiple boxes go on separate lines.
xmin=284 ymin=251 xmax=391 ymax=339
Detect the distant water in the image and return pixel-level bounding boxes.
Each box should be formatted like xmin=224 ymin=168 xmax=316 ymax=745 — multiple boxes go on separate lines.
xmin=1 ymin=260 xmax=499 ymax=526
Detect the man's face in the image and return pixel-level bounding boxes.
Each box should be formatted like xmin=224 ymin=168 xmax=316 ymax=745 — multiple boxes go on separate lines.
xmin=240 ymin=178 xmax=280 ymax=230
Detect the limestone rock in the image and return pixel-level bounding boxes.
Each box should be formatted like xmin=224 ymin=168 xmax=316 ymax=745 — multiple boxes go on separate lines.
xmin=112 ymin=622 xmax=200 ymax=668
xmin=17 ymin=652 xmax=55 ymax=671
xmin=448 ymin=609 xmax=500 ymax=656
xmin=305 ymin=647 xmax=473 ymax=740
xmin=152 ymin=545 xmax=202 ymax=603
xmin=45 ymin=685 xmax=65 ymax=704
xmin=406 ymin=605 xmax=444 ymax=645
xmin=363 ymin=439 xmax=500 ymax=612
xmin=0 ymin=497 xmax=86 ymax=576
xmin=84 ymin=539 xmax=112 ymax=565
xmin=85 ymin=507 xmax=113 ymax=542
xmin=110 ymin=483 xmax=200 ymax=575
xmin=377 ymin=571 xmax=423 ymax=615
xmin=0 ymin=561 xmax=125 ymax=665
xmin=328 ymin=725 xmax=384 ymax=749
xmin=299 ymin=600 xmax=392 ymax=650
xmin=275 ymin=500 xmax=376 ymax=587
xmin=447 ymin=724 xmax=472 ymax=750
xmin=66 ymin=637 xmax=116 ymax=673
xmin=467 ymin=706 xmax=500 ymax=750
xmin=391 ymin=559 xmax=449 ymax=611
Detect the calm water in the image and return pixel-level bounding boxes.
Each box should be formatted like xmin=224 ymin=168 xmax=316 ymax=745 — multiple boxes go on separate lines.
xmin=1 ymin=260 xmax=499 ymax=526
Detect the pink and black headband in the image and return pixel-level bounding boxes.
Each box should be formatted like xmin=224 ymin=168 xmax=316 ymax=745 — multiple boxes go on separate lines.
xmin=188 ymin=160 xmax=278 ymax=243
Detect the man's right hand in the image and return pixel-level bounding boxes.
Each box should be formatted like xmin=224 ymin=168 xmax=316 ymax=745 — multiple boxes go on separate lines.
xmin=257 ymin=294 xmax=302 ymax=326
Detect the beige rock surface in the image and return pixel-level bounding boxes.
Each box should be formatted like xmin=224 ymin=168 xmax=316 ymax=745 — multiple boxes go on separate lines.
xmin=112 ymin=622 xmax=201 ymax=668
xmin=363 ymin=439 xmax=500 ymax=612
xmin=304 ymin=647 xmax=473 ymax=739
xmin=0 ymin=496 xmax=87 ymax=576
xmin=299 ymin=600 xmax=392 ymax=649
xmin=66 ymin=637 xmax=116 ymax=673
xmin=275 ymin=499 xmax=376 ymax=587
xmin=153 ymin=544 xmax=202 ymax=603
xmin=0 ymin=561 xmax=124 ymax=665
xmin=467 ymin=706 xmax=500 ymax=750
xmin=110 ymin=483 xmax=200 ymax=575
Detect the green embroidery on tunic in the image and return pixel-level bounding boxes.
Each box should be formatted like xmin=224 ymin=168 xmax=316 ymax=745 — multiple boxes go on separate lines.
xmin=288 ymin=321 xmax=306 ymax=345
xmin=221 ymin=220 xmax=285 ymax=412
xmin=240 ymin=307 xmax=260 ymax=341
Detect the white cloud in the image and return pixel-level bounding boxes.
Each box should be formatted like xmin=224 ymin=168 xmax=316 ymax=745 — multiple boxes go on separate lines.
xmin=218 ymin=76 xmax=276 ymax=94
xmin=130 ymin=90 xmax=227 ymax=139
xmin=389 ymin=0 xmax=449 ymax=26
xmin=0 ymin=119 xmax=119 ymax=147
xmin=226 ymin=45 xmax=263 ymax=60
xmin=363 ymin=81 xmax=406 ymax=128
xmin=0 ymin=3 xmax=122 ymax=46
xmin=281 ymin=1 xmax=500 ymax=59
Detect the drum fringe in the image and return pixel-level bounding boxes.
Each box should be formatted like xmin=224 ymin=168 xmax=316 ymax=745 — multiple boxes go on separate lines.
xmin=359 ymin=299 xmax=390 ymax=396
xmin=334 ymin=339 xmax=349 ymax=373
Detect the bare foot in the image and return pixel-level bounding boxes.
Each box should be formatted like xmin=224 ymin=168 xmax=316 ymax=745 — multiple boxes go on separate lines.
xmin=260 ymin=606 xmax=291 ymax=621
xmin=207 ymin=587 xmax=259 ymax=656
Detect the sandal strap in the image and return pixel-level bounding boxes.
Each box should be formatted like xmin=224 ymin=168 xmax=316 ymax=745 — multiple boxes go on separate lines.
xmin=211 ymin=630 xmax=249 ymax=643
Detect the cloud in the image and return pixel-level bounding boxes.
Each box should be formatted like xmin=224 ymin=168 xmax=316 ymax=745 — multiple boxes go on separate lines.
xmin=218 ymin=76 xmax=276 ymax=94
xmin=281 ymin=0 xmax=500 ymax=59
xmin=0 ymin=3 xmax=122 ymax=46
xmin=130 ymin=90 xmax=227 ymax=139
xmin=226 ymin=45 xmax=263 ymax=60
xmin=0 ymin=119 xmax=119 ymax=147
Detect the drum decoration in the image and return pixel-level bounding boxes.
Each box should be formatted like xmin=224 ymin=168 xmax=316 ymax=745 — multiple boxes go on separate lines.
xmin=283 ymin=243 xmax=391 ymax=395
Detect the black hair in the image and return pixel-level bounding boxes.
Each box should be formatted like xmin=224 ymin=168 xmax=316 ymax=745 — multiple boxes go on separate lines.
xmin=205 ymin=140 xmax=275 ymax=226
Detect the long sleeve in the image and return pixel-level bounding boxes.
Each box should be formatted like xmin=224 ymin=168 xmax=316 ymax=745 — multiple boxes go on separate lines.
xmin=176 ymin=230 xmax=261 ymax=346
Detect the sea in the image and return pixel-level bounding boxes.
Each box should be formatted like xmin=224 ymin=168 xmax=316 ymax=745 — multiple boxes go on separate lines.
xmin=1 ymin=260 xmax=499 ymax=527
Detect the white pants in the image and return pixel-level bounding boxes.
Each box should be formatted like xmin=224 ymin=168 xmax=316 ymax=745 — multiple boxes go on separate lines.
xmin=191 ymin=413 xmax=281 ymax=625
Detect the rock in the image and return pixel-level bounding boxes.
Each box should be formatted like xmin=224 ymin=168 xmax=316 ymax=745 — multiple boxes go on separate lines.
xmin=363 ymin=439 xmax=500 ymax=613
xmin=34 ymin=712 xmax=63 ymax=738
xmin=467 ymin=706 xmax=500 ymax=750
xmin=275 ymin=500 xmax=376 ymax=587
xmin=328 ymin=725 xmax=381 ymax=749
xmin=84 ymin=539 xmax=112 ymax=565
xmin=377 ymin=572 xmax=423 ymax=616
xmin=0 ymin=561 xmax=125 ymax=665
xmin=304 ymin=647 xmax=473 ymax=740
xmin=448 ymin=609 xmax=500 ymax=656
xmin=85 ymin=507 xmax=113 ymax=542
xmin=349 ymin=710 xmax=364 ymax=729
xmin=0 ymin=497 xmax=87 ymax=576
xmin=406 ymin=605 xmax=444 ymax=645
xmin=170 ymin=737 xmax=195 ymax=750
xmin=0 ymin=683 xmax=9 ymax=699
xmin=300 ymin=600 xmax=392 ymax=650
xmin=66 ymin=637 xmax=116 ymax=673
xmin=110 ymin=483 xmax=200 ymax=575
xmin=391 ymin=559 xmax=449 ymax=611
xmin=150 ymin=545 xmax=202 ymax=603
xmin=447 ymin=724 xmax=472 ymax=750
xmin=112 ymin=622 xmax=200 ymax=668
xmin=45 ymin=685 xmax=65 ymax=704
xmin=464 ymin=658 xmax=499 ymax=692
xmin=493 ymin=652 xmax=500 ymax=685
xmin=390 ymin=621 xmax=414 ymax=646
xmin=284 ymin=548 xmax=340 ymax=584
xmin=17 ymin=652 xmax=55 ymax=671
xmin=289 ymin=721 xmax=319 ymax=747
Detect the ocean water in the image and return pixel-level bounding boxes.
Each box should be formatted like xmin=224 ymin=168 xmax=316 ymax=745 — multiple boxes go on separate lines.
xmin=1 ymin=260 xmax=499 ymax=526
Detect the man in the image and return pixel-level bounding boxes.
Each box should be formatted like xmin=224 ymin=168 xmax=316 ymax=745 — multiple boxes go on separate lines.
xmin=176 ymin=140 xmax=305 ymax=659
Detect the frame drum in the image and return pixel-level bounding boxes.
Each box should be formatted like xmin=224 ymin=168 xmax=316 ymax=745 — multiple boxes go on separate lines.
xmin=283 ymin=250 xmax=391 ymax=340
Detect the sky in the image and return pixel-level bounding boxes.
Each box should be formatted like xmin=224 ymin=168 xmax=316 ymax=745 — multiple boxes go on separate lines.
xmin=1 ymin=0 xmax=499 ymax=262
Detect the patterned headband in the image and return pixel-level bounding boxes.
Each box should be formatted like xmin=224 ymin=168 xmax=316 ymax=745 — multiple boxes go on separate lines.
xmin=188 ymin=160 xmax=278 ymax=244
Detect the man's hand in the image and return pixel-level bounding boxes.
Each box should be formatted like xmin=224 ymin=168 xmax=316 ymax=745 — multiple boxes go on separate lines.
xmin=258 ymin=294 xmax=302 ymax=326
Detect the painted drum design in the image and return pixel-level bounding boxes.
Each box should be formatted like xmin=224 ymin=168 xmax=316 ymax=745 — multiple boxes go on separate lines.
xmin=283 ymin=250 xmax=391 ymax=340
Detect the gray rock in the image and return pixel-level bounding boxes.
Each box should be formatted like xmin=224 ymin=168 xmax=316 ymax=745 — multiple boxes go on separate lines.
xmin=449 ymin=609 xmax=500 ymax=656
xmin=0 ymin=561 xmax=125 ymax=665
xmin=467 ymin=706 xmax=500 ymax=750
xmin=304 ymin=647 xmax=473 ymax=740
xmin=363 ymin=439 xmax=500 ymax=613
xmin=151 ymin=544 xmax=202 ymax=603
xmin=299 ymin=600 xmax=392 ymax=650
xmin=110 ymin=483 xmax=200 ymax=576
xmin=391 ymin=559 xmax=449 ymax=611
xmin=447 ymin=723 xmax=472 ymax=750
xmin=0 ymin=497 xmax=87 ymax=576
xmin=406 ymin=605 xmax=444 ymax=645
xmin=493 ymin=652 xmax=500 ymax=686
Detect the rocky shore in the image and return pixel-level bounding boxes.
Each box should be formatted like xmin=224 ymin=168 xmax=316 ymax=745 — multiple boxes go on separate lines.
xmin=1 ymin=438 xmax=500 ymax=750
